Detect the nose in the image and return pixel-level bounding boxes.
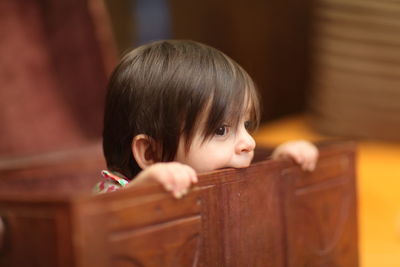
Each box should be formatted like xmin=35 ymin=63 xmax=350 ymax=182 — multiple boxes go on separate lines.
xmin=235 ymin=127 xmax=256 ymax=154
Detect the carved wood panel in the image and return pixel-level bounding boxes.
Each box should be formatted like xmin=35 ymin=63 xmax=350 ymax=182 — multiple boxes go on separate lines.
xmin=212 ymin=166 xmax=285 ymax=267
xmin=0 ymin=203 xmax=73 ymax=267
xmin=76 ymin=187 xmax=203 ymax=267
xmin=110 ymin=215 xmax=201 ymax=267
xmin=282 ymin=146 xmax=358 ymax=267
xmin=0 ymin=143 xmax=358 ymax=267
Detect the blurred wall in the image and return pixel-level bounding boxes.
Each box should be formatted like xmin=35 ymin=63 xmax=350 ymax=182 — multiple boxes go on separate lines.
xmin=104 ymin=0 xmax=136 ymax=54
xmin=308 ymin=0 xmax=400 ymax=140
xmin=0 ymin=0 xmax=111 ymax=156
xmin=169 ymin=0 xmax=314 ymax=122
xmin=105 ymin=0 xmax=315 ymax=122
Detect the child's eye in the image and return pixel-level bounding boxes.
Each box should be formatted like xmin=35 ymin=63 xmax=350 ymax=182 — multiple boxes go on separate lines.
xmin=215 ymin=125 xmax=230 ymax=136
xmin=244 ymin=120 xmax=254 ymax=131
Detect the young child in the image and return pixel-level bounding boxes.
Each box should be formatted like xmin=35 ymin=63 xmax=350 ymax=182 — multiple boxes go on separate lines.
xmin=95 ymin=40 xmax=318 ymax=198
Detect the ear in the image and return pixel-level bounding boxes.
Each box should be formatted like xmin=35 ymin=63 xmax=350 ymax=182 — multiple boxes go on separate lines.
xmin=132 ymin=134 xmax=159 ymax=169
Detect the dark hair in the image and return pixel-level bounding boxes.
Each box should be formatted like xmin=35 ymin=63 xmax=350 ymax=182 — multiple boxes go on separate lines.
xmin=103 ymin=40 xmax=260 ymax=179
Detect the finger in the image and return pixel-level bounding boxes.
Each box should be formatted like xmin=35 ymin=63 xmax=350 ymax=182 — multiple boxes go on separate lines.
xmin=181 ymin=188 xmax=188 ymax=196
xmin=160 ymin=165 xmax=179 ymax=192
xmin=276 ymin=149 xmax=292 ymax=160
xmin=185 ymin=165 xmax=198 ymax=184
xmin=303 ymin=149 xmax=314 ymax=171
xmin=178 ymin=165 xmax=197 ymax=196
xmin=292 ymin=152 xmax=304 ymax=165
xmin=307 ymin=145 xmax=319 ymax=160
xmin=173 ymin=190 xmax=183 ymax=199
xmin=306 ymin=152 xmax=318 ymax=171
xmin=168 ymin=167 xmax=183 ymax=195
xmin=303 ymin=160 xmax=313 ymax=172
xmin=172 ymin=164 xmax=191 ymax=195
xmin=159 ymin=168 xmax=176 ymax=192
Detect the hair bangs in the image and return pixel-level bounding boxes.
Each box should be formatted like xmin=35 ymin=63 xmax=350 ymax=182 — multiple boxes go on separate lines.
xmin=200 ymin=54 xmax=261 ymax=141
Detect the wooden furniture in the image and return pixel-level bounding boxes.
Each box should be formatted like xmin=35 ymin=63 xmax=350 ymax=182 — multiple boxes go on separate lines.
xmin=0 ymin=142 xmax=359 ymax=266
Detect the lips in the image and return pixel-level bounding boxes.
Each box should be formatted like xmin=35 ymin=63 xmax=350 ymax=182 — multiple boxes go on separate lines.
xmin=230 ymin=157 xmax=252 ymax=168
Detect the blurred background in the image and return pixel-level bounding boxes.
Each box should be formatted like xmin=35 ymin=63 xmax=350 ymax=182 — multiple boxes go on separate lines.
xmin=1 ymin=0 xmax=400 ymax=266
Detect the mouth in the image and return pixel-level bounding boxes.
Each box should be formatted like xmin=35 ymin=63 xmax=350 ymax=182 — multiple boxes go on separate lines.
xmin=230 ymin=161 xmax=252 ymax=169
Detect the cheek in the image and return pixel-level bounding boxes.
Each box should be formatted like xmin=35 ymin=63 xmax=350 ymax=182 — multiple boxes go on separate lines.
xmin=195 ymin=144 xmax=233 ymax=171
xmin=194 ymin=157 xmax=230 ymax=173
xmin=184 ymin=145 xmax=233 ymax=172
xmin=175 ymin=137 xmax=236 ymax=172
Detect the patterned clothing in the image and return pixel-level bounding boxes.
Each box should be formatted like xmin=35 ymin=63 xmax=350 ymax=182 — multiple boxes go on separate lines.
xmin=93 ymin=170 xmax=129 ymax=193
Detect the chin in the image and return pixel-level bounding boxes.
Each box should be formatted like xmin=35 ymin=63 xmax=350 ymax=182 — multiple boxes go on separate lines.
xmin=232 ymin=162 xmax=251 ymax=169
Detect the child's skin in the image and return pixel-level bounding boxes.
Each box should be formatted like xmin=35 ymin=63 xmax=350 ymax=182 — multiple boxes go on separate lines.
xmin=101 ymin=40 xmax=319 ymax=198
xmin=129 ymin=110 xmax=318 ymax=198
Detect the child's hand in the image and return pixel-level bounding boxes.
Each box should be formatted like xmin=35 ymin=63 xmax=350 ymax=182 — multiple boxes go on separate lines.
xmin=131 ymin=162 xmax=198 ymax=199
xmin=271 ymin=140 xmax=319 ymax=171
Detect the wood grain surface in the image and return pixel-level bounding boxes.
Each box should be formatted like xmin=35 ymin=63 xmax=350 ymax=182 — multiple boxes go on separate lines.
xmin=0 ymin=142 xmax=358 ymax=267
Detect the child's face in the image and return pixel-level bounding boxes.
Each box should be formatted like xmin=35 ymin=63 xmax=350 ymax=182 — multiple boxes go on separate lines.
xmin=175 ymin=113 xmax=256 ymax=173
